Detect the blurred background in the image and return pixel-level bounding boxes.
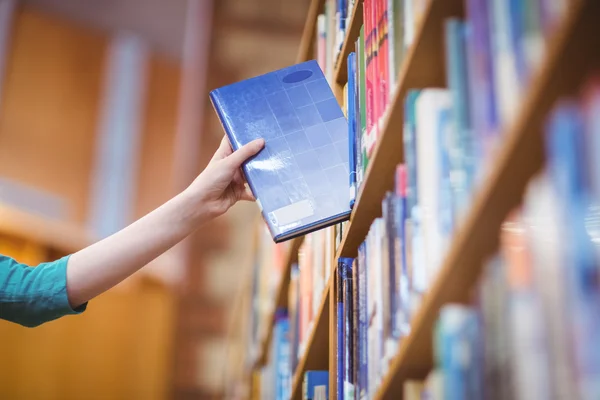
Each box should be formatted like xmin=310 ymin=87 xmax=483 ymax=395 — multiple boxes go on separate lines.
xmin=0 ymin=0 xmax=310 ymax=398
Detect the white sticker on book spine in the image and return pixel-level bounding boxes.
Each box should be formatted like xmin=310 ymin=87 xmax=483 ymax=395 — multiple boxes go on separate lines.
xmin=269 ymin=199 xmax=314 ymax=227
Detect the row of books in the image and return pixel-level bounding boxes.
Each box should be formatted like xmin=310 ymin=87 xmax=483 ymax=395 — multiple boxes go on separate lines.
xmin=316 ymin=0 xmax=358 ymax=83
xmin=246 ymin=228 xmax=289 ymax=366
xmin=319 ymin=0 xmax=570 ymax=214
xmin=333 ymin=164 xmax=411 ymax=400
xmin=402 ymin=75 xmax=600 ymax=400
xmin=332 ymin=0 xmax=576 ymax=396
xmin=290 ymin=228 xmax=334 ymax=374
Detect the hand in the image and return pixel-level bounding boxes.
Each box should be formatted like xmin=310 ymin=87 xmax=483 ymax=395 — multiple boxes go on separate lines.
xmin=184 ymin=135 xmax=265 ymax=220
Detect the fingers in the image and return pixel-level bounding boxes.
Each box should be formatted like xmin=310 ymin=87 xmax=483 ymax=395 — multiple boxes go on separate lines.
xmin=211 ymin=135 xmax=233 ymax=162
xmin=226 ymin=138 xmax=265 ymax=168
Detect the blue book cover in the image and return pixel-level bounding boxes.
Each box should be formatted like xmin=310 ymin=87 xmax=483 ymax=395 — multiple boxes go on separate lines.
xmin=210 ymin=60 xmax=351 ymax=243
xmin=347 ymin=52 xmax=358 ymax=208
xmin=303 ymin=371 xmax=329 ymax=400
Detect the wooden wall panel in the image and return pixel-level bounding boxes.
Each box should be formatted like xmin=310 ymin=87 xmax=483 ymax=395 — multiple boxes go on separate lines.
xmin=0 ymin=281 xmax=175 ymax=400
xmin=0 ymin=7 xmax=105 ymax=224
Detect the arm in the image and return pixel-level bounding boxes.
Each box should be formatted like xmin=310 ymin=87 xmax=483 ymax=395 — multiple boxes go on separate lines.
xmin=66 ymin=136 xmax=264 ymax=308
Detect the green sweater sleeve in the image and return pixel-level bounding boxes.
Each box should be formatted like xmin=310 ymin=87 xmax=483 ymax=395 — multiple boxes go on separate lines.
xmin=0 ymin=254 xmax=87 ymax=327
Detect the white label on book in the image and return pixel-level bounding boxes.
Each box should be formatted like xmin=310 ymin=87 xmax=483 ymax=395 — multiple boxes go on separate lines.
xmin=269 ymin=199 xmax=314 ymax=227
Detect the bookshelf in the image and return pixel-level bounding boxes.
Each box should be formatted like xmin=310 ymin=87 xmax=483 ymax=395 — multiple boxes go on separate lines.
xmin=255 ymin=236 xmax=305 ymax=368
xmin=235 ymin=0 xmax=600 ymax=399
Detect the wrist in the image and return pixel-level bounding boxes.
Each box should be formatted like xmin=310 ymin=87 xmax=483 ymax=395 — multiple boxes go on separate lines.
xmin=170 ymin=189 xmax=212 ymax=232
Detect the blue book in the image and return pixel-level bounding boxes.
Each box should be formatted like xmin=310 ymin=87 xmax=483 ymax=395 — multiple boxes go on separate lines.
xmin=347 ymin=52 xmax=358 ymax=208
xmin=303 ymin=371 xmax=329 ymax=400
xmin=210 ymin=60 xmax=352 ymax=243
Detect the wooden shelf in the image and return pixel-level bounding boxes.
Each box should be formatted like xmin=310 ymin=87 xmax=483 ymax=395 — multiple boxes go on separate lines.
xmin=372 ymin=0 xmax=600 ymax=399
xmin=254 ymin=235 xmax=305 ymax=367
xmin=335 ymin=0 xmax=464 ymax=259
xmin=290 ymin=276 xmax=331 ymax=400
xmin=333 ymin=0 xmax=364 ymax=85
xmin=296 ymin=0 xmax=327 ymax=63
xmin=0 ymin=203 xmax=94 ymax=254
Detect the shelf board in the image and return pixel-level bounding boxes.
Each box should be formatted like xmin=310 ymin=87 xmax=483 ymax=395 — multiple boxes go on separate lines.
xmin=290 ymin=276 xmax=331 ymax=400
xmin=335 ymin=0 xmax=464 ymax=259
xmin=0 ymin=203 xmax=94 ymax=254
xmin=255 ymin=235 xmax=305 ymax=367
xmin=373 ymin=0 xmax=599 ymax=399
xmin=297 ymin=0 xmax=327 ymax=63
xmin=333 ymin=0 xmax=364 ymax=85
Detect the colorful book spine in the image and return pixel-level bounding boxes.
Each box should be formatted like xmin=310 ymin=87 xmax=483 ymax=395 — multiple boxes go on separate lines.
xmin=378 ymin=0 xmax=390 ymax=121
xmin=394 ymin=164 xmax=410 ymax=338
xmin=435 ymin=305 xmax=483 ymax=399
xmin=342 ymin=258 xmax=355 ymax=400
xmin=317 ymin=14 xmax=327 ymax=72
xmin=358 ymin=26 xmax=369 ymax=184
xmin=357 ymin=242 xmax=368 ymax=400
xmin=352 ymin=258 xmax=360 ymax=398
xmin=273 ymin=310 xmax=291 ymax=400
xmin=336 ymin=258 xmax=345 ymax=400
xmin=465 ymin=0 xmax=499 ymax=177
xmin=445 ymin=18 xmax=474 ymax=221
xmin=348 ymin=51 xmax=358 ymax=208
xmin=364 ymin=0 xmax=377 ymax=155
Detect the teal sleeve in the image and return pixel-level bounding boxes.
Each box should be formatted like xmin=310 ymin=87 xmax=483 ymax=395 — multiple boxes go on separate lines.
xmin=0 ymin=254 xmax=87 ymax=327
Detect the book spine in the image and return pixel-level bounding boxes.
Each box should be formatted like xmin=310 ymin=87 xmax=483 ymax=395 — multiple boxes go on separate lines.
xmin=317 ymin=14 xmax=327 ymax=72
xmin=445 ymin=19 xmax=474 ymax=221
xmin=357 ymin=242 xmax=369 ymax=400
xmin=352 ymin=258 xmax=360 ymax=399
xmin=489 ymin=0 xmax=520 ymax=126
xmin=358 ymin=26 xmax=369 ymax=182
xmin=465 ymin=0 xmax=499 ymax=176
xmin=364 ymin=0 xmax=376 ymax=155
xmin=348 ymin=52 xmax=358 ymax=208
xmin=336 ymin=259 xmax=345 ymax=400
xmin=382 ymin=192 xmax=397 ymax=366
xmin=387 ymin=0 xmax=396 ymax=94
xmin=342 ymin=259 xmax=355 ymax=400
xmin=379 ymin=0 xmax=389 ymax=115
xmin=394 ymin=165 xmax=410 ymax=338
xmin=546 ymin=101 xmax=600 ymax=400
xmin=372 ymin=0 xmax=381 ymax=144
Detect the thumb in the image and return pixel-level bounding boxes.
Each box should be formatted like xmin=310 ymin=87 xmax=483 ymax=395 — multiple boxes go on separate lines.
xmin=226 ymin=138 xmax=265 ymax=168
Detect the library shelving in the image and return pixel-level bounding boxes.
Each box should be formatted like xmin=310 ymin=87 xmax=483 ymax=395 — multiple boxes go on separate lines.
xmin=232 ymin=0 xmax=600 ymax=399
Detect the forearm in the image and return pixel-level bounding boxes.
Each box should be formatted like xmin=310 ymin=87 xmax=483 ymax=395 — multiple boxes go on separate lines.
xmin=66 ymin=191 xmax=208 ymax=308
